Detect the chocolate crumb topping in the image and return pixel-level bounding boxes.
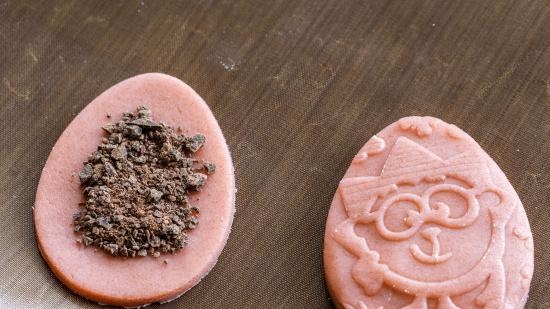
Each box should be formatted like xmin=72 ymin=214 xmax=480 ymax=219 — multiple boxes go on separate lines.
xmin=74 ymin=106 xmax=215 ymax=257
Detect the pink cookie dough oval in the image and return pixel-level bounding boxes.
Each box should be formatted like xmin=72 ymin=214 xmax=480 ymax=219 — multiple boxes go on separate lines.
xmin=34 ymin=73 xmax=235 ymax=307
xmin=324 ymin=116 xmax=533 ymax=309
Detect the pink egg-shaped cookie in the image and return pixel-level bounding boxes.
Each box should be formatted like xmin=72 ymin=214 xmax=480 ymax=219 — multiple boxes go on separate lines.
xmin=34 ymin=73 xmax=235 ymax=307
xmin=324 ymin=116 xmax=533 ymax=309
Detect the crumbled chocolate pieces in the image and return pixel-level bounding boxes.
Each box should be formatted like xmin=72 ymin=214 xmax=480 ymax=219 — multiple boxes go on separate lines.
xmin=74 ymin=106 xmax=216 ymax=258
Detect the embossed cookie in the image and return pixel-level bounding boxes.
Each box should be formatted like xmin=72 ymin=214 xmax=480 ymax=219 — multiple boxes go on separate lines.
xmin=324 ymin=116 xmax=533 ymax=309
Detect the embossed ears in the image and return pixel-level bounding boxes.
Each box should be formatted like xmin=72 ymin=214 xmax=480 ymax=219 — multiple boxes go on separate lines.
xmin=477 ymin=188 xmax=504 ymax=208
xmin=477 ymin=186 xmax=514 ymax=222
xmin=351 ymin=253 xmax=386 ymax=296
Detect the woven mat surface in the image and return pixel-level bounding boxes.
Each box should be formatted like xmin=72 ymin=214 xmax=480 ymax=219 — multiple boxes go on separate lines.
xmin=0 ymin=1 xmax=549 ymax=308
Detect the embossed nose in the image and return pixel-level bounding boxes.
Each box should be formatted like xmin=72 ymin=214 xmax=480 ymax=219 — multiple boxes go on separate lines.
xmin=421 ymin=227 xmax=441 ymax=238
xmin=410 ymin=227 xmax=452 ymax=264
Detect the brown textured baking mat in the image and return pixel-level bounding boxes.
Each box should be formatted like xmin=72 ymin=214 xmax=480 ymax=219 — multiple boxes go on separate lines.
xmin=0 ymin=1 xmax=549 ymax=308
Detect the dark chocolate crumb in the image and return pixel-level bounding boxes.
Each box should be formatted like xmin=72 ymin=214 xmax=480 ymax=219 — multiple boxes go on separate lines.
xmin=73 ymin=107 xmax=213 ymax=258
xmin=185 ymin=134 xmax=206 ymax=152
xmin=203 ymin=162 xmax=216 ymax=174
xmin=124 ymin=125 xmax=142 ymax=139
xmin=186 ymin=173 xmax=207 ymax=190
xmin=129 ymin=118 xmax=162 ymax=129
xmin=79 ymin=163 xmax=94 ymax=184
xmin=149 ymin=189 xmax=163 ymax=202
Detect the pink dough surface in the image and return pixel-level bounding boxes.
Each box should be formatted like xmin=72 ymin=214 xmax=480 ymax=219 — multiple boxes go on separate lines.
xmin=324 ymin=116 xmax=533 ymax=309
xmin=34 ymin=73 xmax=235 ymax=307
